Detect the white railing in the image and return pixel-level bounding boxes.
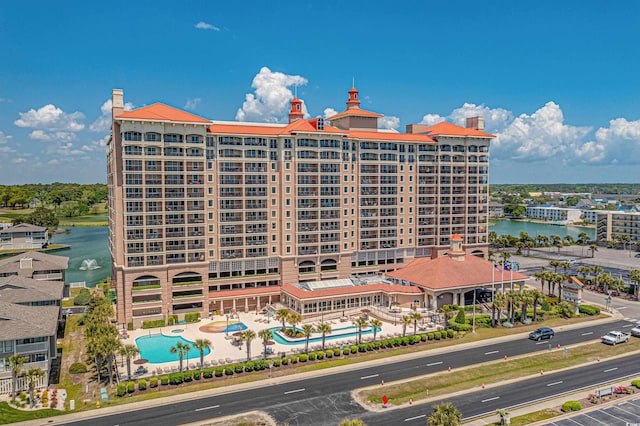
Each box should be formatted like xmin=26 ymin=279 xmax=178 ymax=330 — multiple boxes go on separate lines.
xmin=0 ymin=373 xmax=48 ymax=395
xmin=16 ymin=342 xmax=48 ymax=353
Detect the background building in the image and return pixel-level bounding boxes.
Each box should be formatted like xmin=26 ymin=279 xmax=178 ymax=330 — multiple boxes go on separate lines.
xmin=108 ymin=87 xmax=494 ymax=327
xmin=596 ymin=211 xmax=640 ymax=243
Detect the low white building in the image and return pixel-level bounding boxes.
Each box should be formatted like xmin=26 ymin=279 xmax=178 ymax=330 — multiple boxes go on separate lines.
xmin=525 ymin=206 xmax=582 ymax=224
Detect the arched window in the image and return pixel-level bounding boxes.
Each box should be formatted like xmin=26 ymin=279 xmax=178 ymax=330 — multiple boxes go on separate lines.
xmin=133 ymin=275 xmax=161 ymax=288
xmin=320 ymin=259 xmax=337 ymax=272
xmin=299 ymin=261 xmax=315 ymax=274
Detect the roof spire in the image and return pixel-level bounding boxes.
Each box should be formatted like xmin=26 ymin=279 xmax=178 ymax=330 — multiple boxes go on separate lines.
xmin=346 ymin=84 xmax=360 ymax=110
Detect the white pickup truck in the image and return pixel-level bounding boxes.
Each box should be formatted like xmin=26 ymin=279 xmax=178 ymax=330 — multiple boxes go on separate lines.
xmin=601 ymin=331 xmax=631 ymax=345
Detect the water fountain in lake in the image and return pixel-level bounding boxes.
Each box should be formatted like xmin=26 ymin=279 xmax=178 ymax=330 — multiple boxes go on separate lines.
xmin=79 ymin=259 xmax=101 ymax=270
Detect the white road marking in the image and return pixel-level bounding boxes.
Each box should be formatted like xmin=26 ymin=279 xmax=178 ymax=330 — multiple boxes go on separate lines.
xmin=617 ymin=306 xmax=627 ymax=310
xmin=547 ymin=381 xmax=563 ymax=387
xmin=581 ymin=331 xmax=593 ymax=336
xmin=404 ymin=415 xmax=426 ymax=422
xmin=484 ymin=350 xmax=499 ymax=355
xmin=535 ymin=341 xmax=548 ymax=345
xmin=360 ymin=374 xmax=379 ymax=379
xmin=481 ymin=396 xmax=500 ymax=403
xmin=622 ymin=324 xmax=633 ymax=328
xmin=284 ymin=388 xmax=305 ymax=395
xmin=427 ymin=361 xmax=443 ymax=366
xmin=604 ymin=367 xmax=618 ymax=372
xmin=195 ymin=405 xmax=220 ymax=411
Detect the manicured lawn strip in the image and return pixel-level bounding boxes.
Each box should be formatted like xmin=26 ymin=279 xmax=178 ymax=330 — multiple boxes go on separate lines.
xmin=360 ymin=338 xmax=640 ymax=405
xmin=0 ymin=402 xmax=62 ymax=425
xmin=506 ymin=408 xmax=562 ymax=426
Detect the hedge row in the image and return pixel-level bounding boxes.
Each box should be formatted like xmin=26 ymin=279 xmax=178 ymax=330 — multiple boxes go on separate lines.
xmin=184 ymin=312 xmax=200 ymax=323
xmin=115 ymin=330 xmax=458 ymax=397
xmin=142 ymin=319 xmax=166 ymax=329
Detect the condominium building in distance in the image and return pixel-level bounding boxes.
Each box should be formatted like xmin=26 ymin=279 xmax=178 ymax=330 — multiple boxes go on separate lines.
xmin=107 ymin=87 xmax=494 ymax=327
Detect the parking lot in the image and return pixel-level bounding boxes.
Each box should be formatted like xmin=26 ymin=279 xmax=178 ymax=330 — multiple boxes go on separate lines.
xmin=550 ymin=397 xmax=640 ymax=426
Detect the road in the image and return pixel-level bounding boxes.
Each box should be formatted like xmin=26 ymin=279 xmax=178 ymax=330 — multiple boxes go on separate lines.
xmin=63 ymin=319 xmax=636 ymax=426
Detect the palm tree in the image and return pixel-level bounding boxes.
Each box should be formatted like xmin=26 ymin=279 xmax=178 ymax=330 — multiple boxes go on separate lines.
xmin=241 ymin=329 xmax=256 ymax=362
xmin=409 ymin=311 xmax=422 ymax=335
xmin=316 ymin=322 xmax=332 ymax=351
xmin=23 ymin=367 xmax=44 ymax=407
xmin=576 ymin=265 xmax=592 ymax=284
xmin=275 ymin=308 xmax=290 ymax=333
xmin=301 ymin=324 xmax=315 ymax=353
xmin=104 ymin=337 xmax=121 ymax=386
xmin=520 ymin=290 xmax=534 ymax=323
xmin=401 ymin=315 xmax=412 ymax=337
xmin=119 ymin=343 xmax=139 ymax=381
xmin=184 ymin=344 xmax=191 ymax=370
xmin=428 ymin=402 xmax=462 ymax=426
xmin=170 ymin=341 xmax=188 ymax=372
xmin=534 ymin=271 xmax=546 ymax=295
xmin=499 ymin=251 xmax=511 ymax=269
xmin=589 ymin=244 xmax=598 ymax=258
xmin=192 ymin=339 xmax=212 ymax=371
xmin=549 ymin=260 xmax=561 ymax=274
xmin=530 ymin=289 xmax=545 ymax=322
xmin=551 ymin=234 xmax=563 ymax=253
xmin=439 ymin=304 xmax=458 ymax=330
xmin=629 ymin=269 xmax=640 ymax=300
xmin=258 ymin=328 xmax=274 ymax=359
xmin=6 ymin=354 xmax=26 ymax=398
xmin=549 ymin=272 xmax=564 ymax=301
xmin=354 ymin=317 xmax=369 ymax=344
xmin=287 ymin=311 xmax=302 ymax=337
xmin=369 ymin=319 xmax=382 ymax=341
xmin=492 ymin=292 xmax=507 ymax=326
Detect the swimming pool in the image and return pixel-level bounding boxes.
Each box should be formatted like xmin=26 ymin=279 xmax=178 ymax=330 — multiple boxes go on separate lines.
xmin=135 ymin=334 xmax=211 ymax=364
xmin=268 ymin=325 xmax=380 ymax=346
xmin=223 ymin=322 xmax=248 ymax=333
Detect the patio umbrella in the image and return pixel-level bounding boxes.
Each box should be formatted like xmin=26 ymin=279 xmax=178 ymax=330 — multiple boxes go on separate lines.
xmin=265 ymin=340 xmax=276 ymax=345
xmin=133 ymin=358 xmax=148 ymax=365
xmin=232 ymin=331 xmax=244 ymax=337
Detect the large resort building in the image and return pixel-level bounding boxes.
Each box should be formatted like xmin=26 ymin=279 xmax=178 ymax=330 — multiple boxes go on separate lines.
xmin=108 ymin=87 xmax=498 ymax=327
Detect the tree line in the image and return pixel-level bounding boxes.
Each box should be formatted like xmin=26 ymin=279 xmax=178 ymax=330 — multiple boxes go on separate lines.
xmin=0 ymin=183 xmax=107 ymax=211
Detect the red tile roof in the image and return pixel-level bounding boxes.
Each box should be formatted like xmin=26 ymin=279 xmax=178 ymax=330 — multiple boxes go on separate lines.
xmin=451 ymin=234 xmax=463 ymax=241
xmin=386 ymin=255 xmax=529 ymax=290
xmin=421 ymin=121 xmax=495 ymax=138
xmin=117 ymin=103 xmax=211 ymax=124
xmin=326 ymin=108 xmax=383 ymax=120
xmin=207 ymin=119 xmax=346 ymax=136
xmin=282 ymin=282 xmax=422 ymax=301
xmin=209 ymin=286 xmax=281 ymax=299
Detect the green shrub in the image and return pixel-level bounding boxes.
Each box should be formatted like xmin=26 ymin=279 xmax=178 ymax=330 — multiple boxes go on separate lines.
xmin=141 ymin=319 xmax=165 ymax=329
xmin=561 ymin=401 xmax=582 ymax=412
xmin=127 ymin=322 xmax=134 ymax=331
xmin=427 ymin=332 xmax=435 ymax=340
xmin=546 ymin=296 xmax=558 ymax=304
xmin=193 ymin=370 xmax=201 ymax=380
xmin=342 ymin=348 xmax=350 ymax=356
xmin=358 ymin=344 xmax=367 ymax=353
xmin=167 ymin=314 xmax=178 ymax=326
xmin=73 ymin=288 xmax=91 ymax=306
xmin=234 ymin=364 xmax=243 ymax=373
xmin=541 ymin=300 xmax=551 ymax=311
xmin=116 ymin=383 xmax=126 ymax=397
xmin=579 ymin=305 xmax=601 ymax=315
xmin=272 ymin=358 xmax=281 ymax=367
xmin=224 ymin=367 xmax=233 ymax=376
xmin=149 ymin=377 xmax=158 ymax=388
xmin=69 ymin=362 xmax=87 ymax=374
xmin=455 ymin=309 xmax=466 ymax=324
xmin=127 ymin=381 xmax=135 ymax=394
xmin=419 ymin=334 xmax=427 ymax=342
xmin=290 ymin=356 xmax=298 ymax=364
xmin=160 ymin=375 xmax=169 ymax=385
xmin=316 ymin=351 xmax=324 ymax=360
xmin=325 ymin=350 xmax=333 ymax=359
xmin=632 ymin=380 xmax=640 ymax=389
xmin=434 ymin=331 xmax=442 ymax=340
xmin=169 ymin=373 xmax=183 ymax=385
xmin=308 ymin=352 xmax=316 ymax=361
xmin=282 ymin=357 xmax=289 ymax=365
xmin=184 ymin=312 xmax=200 ymax=323
xmin=214 ymin=367 xmax=223 ymax=378
xmin=137 ymin=379 xmax=146 ymax=391
xmin=182 ymin=371 xmax=192 ymax=382
xmin=299 ymin=354 xmax=308 ymax=362
xmin=333 ymin=348 xmax=341 ymax=356
xmin=244 ymin=362 xmax=254 ymax=372
xmin=447 ymin=329 xmax=455 ymax=338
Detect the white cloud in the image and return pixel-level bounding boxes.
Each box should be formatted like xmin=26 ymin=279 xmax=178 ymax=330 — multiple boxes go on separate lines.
xmin=323 ymin=108 xmax=338 ymax=119
xmin=494 ymin=102 xmax=591 ymax=162
xmin=575 ymin=117 xmax=640 ymax=165
xmin=29 ymin=130 xmax=76 ymax=142
xmin=90 ymin=99 xmax=134 ymax=132
xmin=80 ymin=135 xmax=110 ymax=153
xmin=449 ymin=103 xmax=513 ymax=132
xmin=420 ymin=113 xmax=445 ymax=126
xmin=236 ymin=67 xmax=308 ymax=123
xmin=0 ymin=131 xmax=12 ymax=144
xmin=15 ymin=104 xmax=84 ymax=132
xmin=379 ymin=116 xmax=400 ymax=130
xmin=184 ymin=98 xmax=201 ymax=110
xmin=12 ymin=158 xmax=27 ymax=164
xmin=195 ymin=21 xmax=220 ymax=31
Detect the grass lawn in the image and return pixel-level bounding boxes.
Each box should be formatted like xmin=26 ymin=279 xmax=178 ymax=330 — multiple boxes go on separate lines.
xmin=0 ymin=402 xmax=62 ymax=425
xmin=506 ymin=408 xmax=563 ymax=426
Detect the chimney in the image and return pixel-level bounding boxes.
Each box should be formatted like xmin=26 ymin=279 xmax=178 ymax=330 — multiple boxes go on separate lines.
xmin=405 ymin=124 xmax=429 ymax=134
xmin=466 ymin=116 xmax=484 ymax=131
xmin=112 ymin=89 xmax=124 ymax=119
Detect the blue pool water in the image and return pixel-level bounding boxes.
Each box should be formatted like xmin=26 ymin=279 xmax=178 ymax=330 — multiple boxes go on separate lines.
xmin=135 ymin=334 xmax=210 ymax=364
xmin=223 ymin=322 xmax=248 ymax=333
xmin=269 ymin=326 xmax=380 ymax=346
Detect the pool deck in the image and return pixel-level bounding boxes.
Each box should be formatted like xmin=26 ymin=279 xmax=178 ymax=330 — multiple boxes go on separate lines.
xmin=126 ymin=309 xmax=439 ymax=376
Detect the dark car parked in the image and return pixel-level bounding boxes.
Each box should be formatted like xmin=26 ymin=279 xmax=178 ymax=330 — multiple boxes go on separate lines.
xmin=529 ymin=327 xmax=554 ymax=341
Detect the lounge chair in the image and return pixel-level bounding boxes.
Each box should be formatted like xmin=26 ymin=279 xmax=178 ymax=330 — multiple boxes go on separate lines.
xmin=225 ymin=357 xmax=232 ymax=364
xmin=211 ymin=360 xmax=218 ymax=366
xmin=219 ymin=358 xmax=226 ymax=365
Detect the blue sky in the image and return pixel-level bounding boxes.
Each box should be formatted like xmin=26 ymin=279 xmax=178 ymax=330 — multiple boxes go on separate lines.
xmin=1 ymin=1 xmax=639 ymax=184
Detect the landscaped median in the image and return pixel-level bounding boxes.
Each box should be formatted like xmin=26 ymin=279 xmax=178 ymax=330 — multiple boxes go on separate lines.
xmin=355 ymin=335 xmax=640 ymax=409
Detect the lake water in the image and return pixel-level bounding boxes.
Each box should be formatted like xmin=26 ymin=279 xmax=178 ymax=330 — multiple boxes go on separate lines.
xmin=50 ymin=221 xmax=594 ymax=287
xmin=490 ymin=220 xmax=595 ymax=240
xmin=50 ymin=226 xmax=111 ymax=287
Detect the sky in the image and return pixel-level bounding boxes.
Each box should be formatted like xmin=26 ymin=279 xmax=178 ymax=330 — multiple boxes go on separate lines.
xmin=1 ymin=1 xmax=639 ymax=185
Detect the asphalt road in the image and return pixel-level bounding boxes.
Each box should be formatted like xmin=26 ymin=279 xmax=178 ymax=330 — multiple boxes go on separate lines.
xmin=64 ymin=319 xmax=636 ymax=426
